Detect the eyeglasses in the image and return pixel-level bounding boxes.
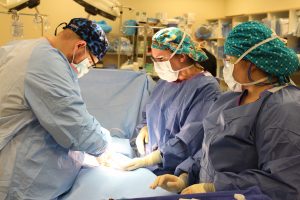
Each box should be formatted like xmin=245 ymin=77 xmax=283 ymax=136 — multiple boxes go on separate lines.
xmin=224 ymin=56 xmax=238 ymax=64
xmin=151 ymin=56 xmax=166 ymax=62
xmin=88 ymin=51 xmax=99 ymax=68
xmin=150 ymin=57 xmax=159 ymax=63
xmin=151 ymin=54 xmax=176 ymax=63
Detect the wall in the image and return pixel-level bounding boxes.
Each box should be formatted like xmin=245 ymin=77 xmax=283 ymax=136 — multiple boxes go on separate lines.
xmin=225 ymin=0 xmax=300 ymax=16
xmin=120 ymin=0 xmax=226 ymax=27
xmin=0 ymin=0 xmax=110 ymax=45
xmin=0 ymin=0 xmax=226 ymax=45
xmin=1 ymin=0 xmax=300 ymax=45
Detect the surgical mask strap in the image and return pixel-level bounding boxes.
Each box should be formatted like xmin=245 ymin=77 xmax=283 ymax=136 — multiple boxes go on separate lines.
xmin=71 ymin=48 xmax=77 ymax=64
xmin=176 ymin=63 xmax=194 ymax=72
xmin=169 ymin=32 xmax=187 ymax=60
xmin=234 ymin=34 xmax=279 ymax=64
xmin=71 ymin=45 xmax=87 ymax=64
xmin=246 ymin=63 xmax=274 ymax=86
xmin=241 ymin=77 xmax=269 ymax=86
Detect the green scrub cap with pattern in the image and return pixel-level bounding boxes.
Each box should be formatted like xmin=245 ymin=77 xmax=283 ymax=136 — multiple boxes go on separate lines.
xmin=224 ymin=21 xmax=300 ymax=84
xmin=151 ymin=27 xmax=208 ymax=63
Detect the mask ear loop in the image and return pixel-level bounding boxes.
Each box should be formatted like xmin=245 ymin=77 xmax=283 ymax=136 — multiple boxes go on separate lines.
xmin=247 ymin=63 xmax=266 ymax=85
xmin=54 ymin=22 xmax=67 ymax=36
xmin=169 ymin=32 xmax=187 ymax=60
xmin=71 ymin=46 xmax=77 ymax=64
xmin=246 ymin=62 xmax=278 ymax=86
xmin=73 ymin=44 xmax=87 ymax=64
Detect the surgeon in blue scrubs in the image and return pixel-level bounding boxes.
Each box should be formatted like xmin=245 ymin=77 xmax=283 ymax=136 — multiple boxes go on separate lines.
xmin=150 ymin=21 xmax=300 ymax=200
xmin=0 ymin=18 xmax=111 ymax=199
xmin=123 ymin=27 xmax=221 ymax=176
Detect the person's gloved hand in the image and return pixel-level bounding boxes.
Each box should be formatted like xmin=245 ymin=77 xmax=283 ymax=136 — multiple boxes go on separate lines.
xmin=181 ymin=183 xmax=215 ymax=194
xmin=96 ymin=149 xmax=113 ymax=167
xmin=136 ymin=126 xmax=148 ymax=155
xmin=150 ymin=173 xmax=188 ymax=193
xmin=123 ymin=150 xmax=161 ymax=171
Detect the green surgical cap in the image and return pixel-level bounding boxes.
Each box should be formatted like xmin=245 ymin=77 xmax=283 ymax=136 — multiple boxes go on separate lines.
xmin=151 ymin=27 xmax=208 ymax=63
xmin=224 ymin=21 xmax=300 ymax=84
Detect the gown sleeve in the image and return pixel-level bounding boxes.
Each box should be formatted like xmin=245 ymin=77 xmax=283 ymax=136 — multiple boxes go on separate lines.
xmin=24 ymin=49 xmax=111 ymax=156
xmin=160 ymin=81 xmax=219 ymax=171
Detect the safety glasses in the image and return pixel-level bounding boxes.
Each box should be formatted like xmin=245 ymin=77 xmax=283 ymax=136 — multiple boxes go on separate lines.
xmin=150 ymin=55 xmax=170 ymax=63
xmin=224 ymin=56 xmax=238 ymax=64
xmin=223 ymin=56 xmax=238 ymax=68
xmin=88 ymin=51 xmax=97 ymax=68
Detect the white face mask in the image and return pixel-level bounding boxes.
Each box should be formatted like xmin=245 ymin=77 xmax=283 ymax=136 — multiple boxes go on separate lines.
xmin=223 ymin=60 xmax=269 ymax=92
xmin=153 ymin=32 xmax=188 ymax=82
xmin=71 ymin=46 xmax=92 ymax=78
xmin=73 ymin=58 xmax=91 ymax=78
xmin=223 ymin=61 xmax=242 ymax=92
xmin=223 ymin=34 xmax=278 ymax=92
xmin=154 ymin=61 xmax=193 ymax=82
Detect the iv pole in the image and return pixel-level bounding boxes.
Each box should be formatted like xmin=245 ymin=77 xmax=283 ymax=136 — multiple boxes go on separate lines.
xmin=115 ymin=5 xmax=132 ymax=68
xmin=0 ymin=9 xmax=47 ymax=37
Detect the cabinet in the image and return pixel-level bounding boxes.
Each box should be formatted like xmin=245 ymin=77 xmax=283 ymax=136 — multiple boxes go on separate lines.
xmin=205 ymin=8 xmax=300 ymax=86
xmin=101 ymin=34 xmax=135 ymax=69
xmin=101 ymin=23 xmax=164 ymax=76
xmin=135 ymin=24 xmax=164 ymax=76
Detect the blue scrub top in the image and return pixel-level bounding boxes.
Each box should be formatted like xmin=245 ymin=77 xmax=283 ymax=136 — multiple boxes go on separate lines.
xmin=199 ymin=86 xmax=300 ymax=200
xmin=138 ymin=72 xmax=220 ymax=174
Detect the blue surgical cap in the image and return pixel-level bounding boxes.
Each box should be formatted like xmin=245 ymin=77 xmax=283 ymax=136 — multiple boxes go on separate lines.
xmin=65 ymin=18 xmax=109 ymax=60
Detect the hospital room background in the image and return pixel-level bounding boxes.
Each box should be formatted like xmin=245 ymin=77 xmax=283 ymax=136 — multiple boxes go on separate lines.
xmin=1 ymin=0 xmax=300 ymax=86
xmin=1 ymin=0 xmax=300 ymax=200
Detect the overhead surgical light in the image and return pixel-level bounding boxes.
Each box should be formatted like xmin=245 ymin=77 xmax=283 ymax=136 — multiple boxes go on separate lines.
xmin=73 ymin=0 xmax=121 ymax=21
xmin=0 ymin=0 xmax=40 ymax=11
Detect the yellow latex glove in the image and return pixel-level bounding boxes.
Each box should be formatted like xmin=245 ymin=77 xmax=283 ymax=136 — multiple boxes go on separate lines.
xmin=150 ymin=173 xmax=188 ymax=193
xmin=136 ymin=126 xmax=148 ymax=155
xmin=181 ymin=183 xmax=215 ymax=194
xmin=123 ymin=150 xmax=161 ymax=171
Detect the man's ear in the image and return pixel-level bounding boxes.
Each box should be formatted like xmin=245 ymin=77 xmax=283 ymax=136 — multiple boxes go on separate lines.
xmin=75 ymin=40 xmax=87 ymax=49
xmin=73 ymin=40 xmax=87 ymax=56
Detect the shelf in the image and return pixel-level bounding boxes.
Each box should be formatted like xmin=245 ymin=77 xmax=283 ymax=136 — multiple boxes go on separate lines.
xmin=205 ymin=8 xmax=300 ymax=84
xmin=268 ymin=11 xmax=289 ymax=19
xmin=138 ymin=35 xmax=153 ymax=39
xmin=123 ymin=25 xmax=165 ymax=29
xmin=249 ymin=13 xmax=268 ymax=21
xmin=106 ymin=52 xmax=133 ymax=56
xmin=137 ymin=53 xmax=152 ymax=56
xmin=208 ymin=37 xmax=225 ymax=40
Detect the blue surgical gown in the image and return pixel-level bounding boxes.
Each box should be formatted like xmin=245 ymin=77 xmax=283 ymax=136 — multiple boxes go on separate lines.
xmin=138 ymin=72 xmax=220 ymax=174
xmin=199 ymin=86 xmax=300 ymax=200
xmin=0 ymin=39 xmax=110 ymax=200
xmin=175 ymin=148 xmax=202 ymax=185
